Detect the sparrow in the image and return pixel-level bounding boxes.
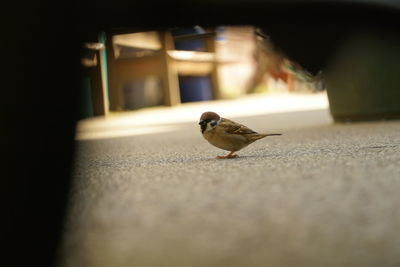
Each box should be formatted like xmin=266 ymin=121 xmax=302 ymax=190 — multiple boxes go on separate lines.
xmin=199 ymin=111 xmax=282 ymax=159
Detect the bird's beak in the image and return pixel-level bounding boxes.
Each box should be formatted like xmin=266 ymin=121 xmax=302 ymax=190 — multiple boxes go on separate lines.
xmin=199 ymin=120 xmax=206 ymax=126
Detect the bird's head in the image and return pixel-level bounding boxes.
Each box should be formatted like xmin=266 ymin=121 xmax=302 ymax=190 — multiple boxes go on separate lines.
xmin=199 ymin=111 xmax=221 ymax=133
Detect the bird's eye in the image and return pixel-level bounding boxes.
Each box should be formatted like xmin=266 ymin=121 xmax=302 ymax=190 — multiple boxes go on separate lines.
xmin=210 ymin=120 xmax=217 ymax=127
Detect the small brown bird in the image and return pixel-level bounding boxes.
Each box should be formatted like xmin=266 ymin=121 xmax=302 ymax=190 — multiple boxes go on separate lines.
xmin=199 ymin=111 xmax=282 ymax=159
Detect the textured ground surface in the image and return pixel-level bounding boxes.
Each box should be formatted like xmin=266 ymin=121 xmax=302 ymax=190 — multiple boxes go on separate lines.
xmin=58 ymin=104 xmax=400 ymax=267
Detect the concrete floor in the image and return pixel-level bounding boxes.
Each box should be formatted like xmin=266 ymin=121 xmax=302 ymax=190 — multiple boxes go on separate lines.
xmin=58 ymin=93 xmax=400 ymax=267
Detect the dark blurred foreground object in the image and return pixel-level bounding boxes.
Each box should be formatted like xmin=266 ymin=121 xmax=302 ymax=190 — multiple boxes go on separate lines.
xmin=325 ymin=29 xmax=400 ymax=122
xmin=2 ymin=1 xmax=399 ymax=267
xmin=2 ymin=3 xmax=80 ymax=267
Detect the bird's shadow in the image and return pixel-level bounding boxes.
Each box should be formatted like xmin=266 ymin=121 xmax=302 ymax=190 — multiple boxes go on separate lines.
xmin=200 ymin=153 xmax=283 ymax=162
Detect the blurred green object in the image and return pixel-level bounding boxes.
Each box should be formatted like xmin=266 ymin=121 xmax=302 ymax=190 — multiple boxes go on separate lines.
xmin=79 ymin=77 xmax=94 ymax=119
xmin=325 ymin=30 xmax=400 ymax=122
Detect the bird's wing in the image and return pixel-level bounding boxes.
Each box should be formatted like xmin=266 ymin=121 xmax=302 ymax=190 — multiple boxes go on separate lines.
xmin=219 ymin=118 xmax=257 ymax=135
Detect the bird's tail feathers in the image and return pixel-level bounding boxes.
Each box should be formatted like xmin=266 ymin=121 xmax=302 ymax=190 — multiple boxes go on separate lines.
xmin=250 ymin=133 xmax=282 ymax=141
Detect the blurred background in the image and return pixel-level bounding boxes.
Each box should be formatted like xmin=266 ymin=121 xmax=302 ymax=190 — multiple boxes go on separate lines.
xmin=79 ymin=25 xmax=324 ymax=120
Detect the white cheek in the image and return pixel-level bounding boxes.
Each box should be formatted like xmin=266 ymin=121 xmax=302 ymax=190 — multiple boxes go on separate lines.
xmin=205 ymin=123 xmax=214 ymax=132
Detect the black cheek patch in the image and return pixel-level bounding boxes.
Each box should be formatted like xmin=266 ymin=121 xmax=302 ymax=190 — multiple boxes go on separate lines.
xmin=210 ymin=121 xmax=217 ymax=127
xmin=201 ymin=124 xmax=207 ymax=133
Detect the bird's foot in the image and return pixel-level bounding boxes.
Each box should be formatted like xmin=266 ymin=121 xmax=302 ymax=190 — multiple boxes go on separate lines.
xmin=216 ymin=152 xmax=238 ymax=159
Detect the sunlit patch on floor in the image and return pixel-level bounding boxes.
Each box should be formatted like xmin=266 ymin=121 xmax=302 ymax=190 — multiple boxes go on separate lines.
xmin=75 ymin=125 xmax=180 ymax=140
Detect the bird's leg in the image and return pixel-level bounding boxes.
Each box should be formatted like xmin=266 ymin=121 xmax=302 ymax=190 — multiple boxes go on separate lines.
xmin=216 ymin=151 xmax=238 ymax=159
xmin=227 ymin=152 xmax=239 ymax=158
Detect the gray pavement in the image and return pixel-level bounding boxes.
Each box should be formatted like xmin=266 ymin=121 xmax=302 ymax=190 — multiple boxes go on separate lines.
xmin=58 ymin=107 xmax=400 ymax=267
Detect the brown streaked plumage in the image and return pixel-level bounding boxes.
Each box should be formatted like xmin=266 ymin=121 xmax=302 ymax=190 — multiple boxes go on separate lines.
xmin=199 ymin=111 xmax=281 ymax=159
